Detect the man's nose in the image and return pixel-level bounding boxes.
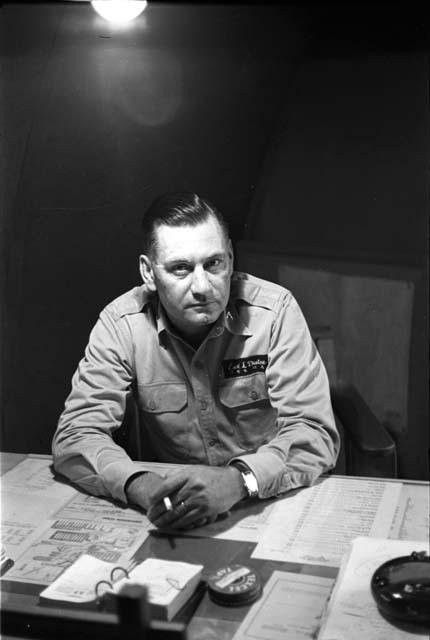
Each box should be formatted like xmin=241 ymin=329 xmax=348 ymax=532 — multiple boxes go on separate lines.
xmin=191 ymin=266 xmax=211 ymax=296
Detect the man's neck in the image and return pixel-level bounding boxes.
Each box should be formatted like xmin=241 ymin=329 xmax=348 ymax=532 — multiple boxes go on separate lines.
xmin=158 ymin=303 xmax=224 ymax=350
xmin=175 ymin=324 xmax=214 ymax=351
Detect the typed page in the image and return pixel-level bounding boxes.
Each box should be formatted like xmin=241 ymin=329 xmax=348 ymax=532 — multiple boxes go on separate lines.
xmin=252 ymin=477 xmax=402 ymax=567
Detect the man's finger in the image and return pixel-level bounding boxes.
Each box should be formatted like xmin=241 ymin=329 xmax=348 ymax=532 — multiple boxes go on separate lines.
xmin=152 ymin=501 xmax=204 ymax=530
xmin=148 ymin=496 xmax=185 ymax=524
xmin=147 ymin=487 xmax=189 ymax=521
xmin=184 ymin=517 xmax=208 ymax=530
xmin=149 ymin=471 xmax=189 ymax=504
xmin=148 ymin=496 xmax=187 ymax=524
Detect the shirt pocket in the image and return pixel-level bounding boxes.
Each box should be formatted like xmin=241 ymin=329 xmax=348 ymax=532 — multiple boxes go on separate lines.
xmin=219 ymin=372 xmax=269 ymax=407
xmin=218 ymin=372 xmax=276 ymax=449
xmin=136 ymin=382 xmax=190 ymax=457
xmin=137 ymin=382 xmax=187 ymax=413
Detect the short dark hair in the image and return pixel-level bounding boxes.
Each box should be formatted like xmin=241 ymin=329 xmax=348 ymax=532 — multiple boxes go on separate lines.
xmin=141 ymin=192 xmax=229 ymax=257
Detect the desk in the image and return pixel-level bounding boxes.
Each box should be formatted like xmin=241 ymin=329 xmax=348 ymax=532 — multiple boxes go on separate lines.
xmin=1 ymin=453 xmax=428 ymax=640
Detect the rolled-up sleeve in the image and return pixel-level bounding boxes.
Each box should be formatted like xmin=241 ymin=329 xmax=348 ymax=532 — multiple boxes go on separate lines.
xmin=52 ymin=308 xmax=140 ymax=503
xmin=234 ymin=293 xmax=339 ymax=498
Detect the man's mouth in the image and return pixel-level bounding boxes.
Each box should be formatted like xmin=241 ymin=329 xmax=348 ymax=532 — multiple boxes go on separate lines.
xmin=188 ymin=302 xmax=213 ymax=308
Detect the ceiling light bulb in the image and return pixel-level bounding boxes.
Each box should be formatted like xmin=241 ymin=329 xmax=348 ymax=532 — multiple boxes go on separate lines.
xmin=91 ymin=1 xmax=147 ymax=23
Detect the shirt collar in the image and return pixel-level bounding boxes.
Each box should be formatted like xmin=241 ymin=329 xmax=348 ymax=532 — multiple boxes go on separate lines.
xmin=224 ymin=304 xmax=252 ymax=336
xmin=156 ymin=300 xmax=170 ymax=335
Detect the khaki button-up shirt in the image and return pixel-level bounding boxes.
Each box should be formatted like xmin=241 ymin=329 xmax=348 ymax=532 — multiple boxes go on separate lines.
xmin=52 ymin=272 xmax=339 ymax=503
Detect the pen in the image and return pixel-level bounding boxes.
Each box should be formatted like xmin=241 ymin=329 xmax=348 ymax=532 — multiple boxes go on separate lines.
xmin=163 ymin=496 xmax=173 ymax=512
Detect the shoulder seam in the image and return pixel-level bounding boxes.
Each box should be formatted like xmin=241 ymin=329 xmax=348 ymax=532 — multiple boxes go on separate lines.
xmin=231 ymin=272 xmax=290 ymax=311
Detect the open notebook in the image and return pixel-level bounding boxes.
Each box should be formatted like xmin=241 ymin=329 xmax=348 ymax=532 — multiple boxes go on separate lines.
xmin=39 ymin=554 xmax=204 ymax=621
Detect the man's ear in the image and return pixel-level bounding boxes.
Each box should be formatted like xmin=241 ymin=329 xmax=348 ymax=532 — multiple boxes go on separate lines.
xmin=139 ymin=255 xmax=157 ymax=292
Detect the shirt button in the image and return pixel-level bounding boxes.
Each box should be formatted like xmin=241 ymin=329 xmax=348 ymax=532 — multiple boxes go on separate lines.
xmin=148 ymin=401 xmax=156 ymax=410
xmin=209 ymin=439 xmax=217 ymax=447
xmin=214 ymin=326 xmax=223 ymax=336
xmin=250 ymin=390 xmax=258 ymax=400
xmin=200 ymin=400 xmax=208 ymax=411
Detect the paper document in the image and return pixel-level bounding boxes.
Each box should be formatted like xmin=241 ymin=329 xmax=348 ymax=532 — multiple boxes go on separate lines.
xmin=0 ymin=457 xmax=208 ymax=584
xmin=197 ymin=499 xmax=276 ymax=542
xmin=233 ymin=571 xmax=334 ymax=640
xmin=4 ymin=517 xmax=148 ymax=585
xmin=1 ymin=458 xmax=151 ymax=585
xmin=317 ymin=537 xmax=430 ymax=640
xmin=252 ymin=477 xmax=402 ymax=567
xmin=0 ymin=456 xmax=69 ymax=495
xmin=55 ymin=491 xmax=151 ymax=526
xmin=389 ymin=482 xmax=429 ymax=541
xmin=0 ymin=520 xmax=53 ymax=564
xmin=155 ymin=499 xmax=277 ymax=543
xmin=1 ymin=457 xmax=76 ymax=559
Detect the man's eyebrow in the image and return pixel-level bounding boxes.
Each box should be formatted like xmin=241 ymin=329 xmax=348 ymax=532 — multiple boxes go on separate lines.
xmin=163 ymin=252 xmax=226 ymax=266
xmin=204 ymin=252 xmax=226 ymax=261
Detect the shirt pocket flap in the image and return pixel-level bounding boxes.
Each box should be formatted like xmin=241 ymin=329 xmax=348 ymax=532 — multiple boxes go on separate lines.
xmin=138 ymin=382 xmax=187 ymax=413
xmin=219 ymin=372 xmax=269 ymax=408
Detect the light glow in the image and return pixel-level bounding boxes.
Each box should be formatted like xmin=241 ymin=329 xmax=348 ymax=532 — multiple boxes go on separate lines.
xmin=91 ymin=1 xmax=147 ymax=23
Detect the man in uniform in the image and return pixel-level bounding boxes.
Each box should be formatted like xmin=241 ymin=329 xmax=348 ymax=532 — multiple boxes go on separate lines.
xmin=52 ymin=192 xmax=339 ymax=529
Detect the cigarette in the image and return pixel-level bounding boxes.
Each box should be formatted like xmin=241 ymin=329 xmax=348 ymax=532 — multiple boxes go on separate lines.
xmin=163 ymin=496 xmax=173 ymax=512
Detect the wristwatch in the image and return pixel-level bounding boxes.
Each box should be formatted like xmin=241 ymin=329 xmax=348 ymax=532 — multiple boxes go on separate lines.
xmin=231 ymin=461 xmax=259 ymax=499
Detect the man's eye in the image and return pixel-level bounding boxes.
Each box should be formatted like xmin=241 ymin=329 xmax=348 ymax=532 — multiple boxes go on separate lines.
xmin=206 ymin=258 xmax=223 ymax=272
xmin=171 ymin=264 xmax=190 ymax=275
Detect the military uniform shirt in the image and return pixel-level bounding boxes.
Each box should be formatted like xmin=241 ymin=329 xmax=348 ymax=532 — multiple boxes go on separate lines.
xmin=52 ymin=272 xmax=339 ymax=504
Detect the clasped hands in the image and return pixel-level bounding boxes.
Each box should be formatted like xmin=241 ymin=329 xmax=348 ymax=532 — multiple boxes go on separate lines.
xmin=126 ymin=465 xmax=247 ymax=530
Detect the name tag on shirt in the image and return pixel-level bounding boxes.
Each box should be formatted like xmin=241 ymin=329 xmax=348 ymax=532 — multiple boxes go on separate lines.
xmin=222 ymin=355 xmax=268 ymax=378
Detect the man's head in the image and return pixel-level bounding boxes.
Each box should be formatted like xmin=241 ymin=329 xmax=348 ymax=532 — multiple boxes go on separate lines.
xmin=139 ymin=193 xmax=233 ymax=343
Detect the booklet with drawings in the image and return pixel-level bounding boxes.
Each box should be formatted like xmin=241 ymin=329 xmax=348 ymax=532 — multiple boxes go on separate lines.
xmin=39 ymin=553 xmax=204 ymax=622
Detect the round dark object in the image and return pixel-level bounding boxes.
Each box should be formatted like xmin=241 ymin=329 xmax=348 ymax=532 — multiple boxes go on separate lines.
xmin=371 ymin=550 xmax=430 ymax=627
xmin=207 ymin=564 xmax=262 ymax=607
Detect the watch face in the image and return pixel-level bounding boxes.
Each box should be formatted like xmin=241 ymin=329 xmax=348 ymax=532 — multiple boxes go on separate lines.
xmin=242 ymin=471 xmax=258 ymax=498
xmin=231 ymin=462 xmax=258 ymax=497
xmin=238 ymin=471 xmax=249 ymax=497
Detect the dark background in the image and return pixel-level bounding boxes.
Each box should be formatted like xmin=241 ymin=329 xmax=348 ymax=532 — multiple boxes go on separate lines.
xmin=1 ymin=2 xmax=428 ymax=478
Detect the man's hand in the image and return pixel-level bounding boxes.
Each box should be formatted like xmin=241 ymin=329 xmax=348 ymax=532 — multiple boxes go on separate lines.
xmin=125 ymin=471 xmax=167 ymax=512
xmin=146 ymin=465 xmax=247 ymax=530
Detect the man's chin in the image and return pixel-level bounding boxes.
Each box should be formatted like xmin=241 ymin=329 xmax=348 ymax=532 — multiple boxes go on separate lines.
xmin=189 ymin=312 xmax=213 ymax=325
xmin=185 ymin=308 xmax=219 ymax=326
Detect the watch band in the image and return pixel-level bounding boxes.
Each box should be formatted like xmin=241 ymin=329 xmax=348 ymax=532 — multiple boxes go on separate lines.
xmin=231 ymin=461 xmax=259 ymax=498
